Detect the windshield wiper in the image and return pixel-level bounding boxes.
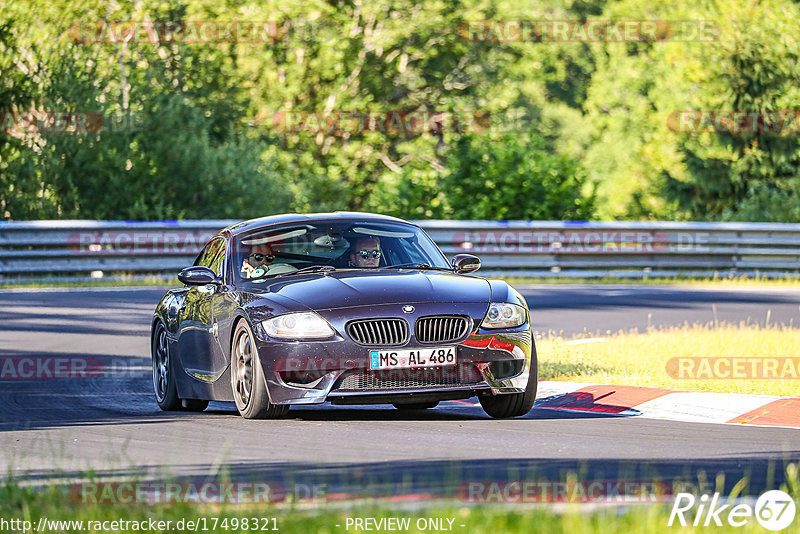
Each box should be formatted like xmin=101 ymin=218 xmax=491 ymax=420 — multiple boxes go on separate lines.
xmin=278 ymin=265 xmax=336 ymax=277
xmin=382 ymin=263 xmax=454 ymax=272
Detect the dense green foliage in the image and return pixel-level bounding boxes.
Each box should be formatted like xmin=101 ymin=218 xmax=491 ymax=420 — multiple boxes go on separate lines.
xmin=1 ymin=0 xmax=798 ymax=221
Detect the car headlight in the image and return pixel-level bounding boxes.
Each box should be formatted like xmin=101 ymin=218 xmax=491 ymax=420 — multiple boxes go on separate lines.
xmin=481 ymin=303 xmax=527 ymax=329
xmin=262 ymin=312 xmax=335 ymax=339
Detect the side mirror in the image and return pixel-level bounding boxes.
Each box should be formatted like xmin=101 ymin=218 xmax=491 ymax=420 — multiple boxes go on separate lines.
xmin=178 ymin=266 xmax=220 ymax=286
xmin=452 ymin=254 xmax=481 ymax=274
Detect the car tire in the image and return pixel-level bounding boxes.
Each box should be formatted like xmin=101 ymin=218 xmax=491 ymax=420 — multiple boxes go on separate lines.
xmin=392 ymin=401 xmax=439 ymax=410
xmin=231 ymin=320 xmax=289 ymax=419
xmin=152 ymin=320 xmax=181 ymax=411
xmin=479 ymin=341 xmax=538 ymax=419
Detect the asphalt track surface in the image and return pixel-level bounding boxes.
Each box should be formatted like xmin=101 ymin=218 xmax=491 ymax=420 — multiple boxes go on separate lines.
xmin=1 ymin=285 xmax=799 ymax=498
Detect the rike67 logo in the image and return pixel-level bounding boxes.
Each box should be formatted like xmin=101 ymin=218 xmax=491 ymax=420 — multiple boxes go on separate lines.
xmin=668 ymin=490 xmax=796 ymax=531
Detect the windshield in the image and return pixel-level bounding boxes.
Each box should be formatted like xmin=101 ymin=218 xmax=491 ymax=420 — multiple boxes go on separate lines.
xmin=233 ymin=220 xmax=449 ymax=283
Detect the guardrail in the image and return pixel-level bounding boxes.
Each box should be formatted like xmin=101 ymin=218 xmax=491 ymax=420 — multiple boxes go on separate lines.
xmin=1 ymin=219 xmax=799 ymax=282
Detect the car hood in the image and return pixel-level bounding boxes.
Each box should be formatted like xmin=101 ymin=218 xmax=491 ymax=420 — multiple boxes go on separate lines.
xmin=248 ymin=270 xmax=492 ymax=310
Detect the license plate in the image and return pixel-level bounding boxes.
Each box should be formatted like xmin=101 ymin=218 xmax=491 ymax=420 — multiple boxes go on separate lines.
xmin=369 ymin=347 xmax=456 ymax=370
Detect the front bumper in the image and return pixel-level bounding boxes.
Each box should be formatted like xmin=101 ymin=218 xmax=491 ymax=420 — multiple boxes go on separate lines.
xmin=257 ymin=325 xmax=533 ymax=406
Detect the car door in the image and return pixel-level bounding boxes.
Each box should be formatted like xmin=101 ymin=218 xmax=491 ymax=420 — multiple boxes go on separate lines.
xmin=177 ymin=237 xmax=226 ymax=386
xmin=205 ymin=238 xmax=237 ymax=384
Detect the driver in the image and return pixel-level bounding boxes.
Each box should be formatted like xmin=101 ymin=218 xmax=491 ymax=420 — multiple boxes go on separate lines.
xmin=241 ymin=243 xmax=275 ymax=278
xmin=349 ymin=237 xmax=382 ymax=268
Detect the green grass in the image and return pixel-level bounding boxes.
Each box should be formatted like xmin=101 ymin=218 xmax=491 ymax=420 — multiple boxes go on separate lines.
xmin=2 ymin=468 xmax=799 ymax=534
xmin=539 ymin=323 xmax=800 ymax=396
xmin=0 ymin=276 xmax=177 ymax=289
xmin=2 ymin=272 xmax=800 ymax=290
xmin=503 ymin=274 xmax=800 ymax=287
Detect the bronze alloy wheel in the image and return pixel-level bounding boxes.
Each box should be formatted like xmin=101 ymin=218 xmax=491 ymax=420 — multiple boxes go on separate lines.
xmin=230 ymin=320 xmax=289 ymax=419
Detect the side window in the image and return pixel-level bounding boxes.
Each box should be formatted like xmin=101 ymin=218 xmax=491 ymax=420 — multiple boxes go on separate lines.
xmin=195 ymin=238 xmax=226 ymax=277
xmin=194 ymin=239 xmax=218 ymax=268
xmin=207 ymin=241 xmax=226 ymax=277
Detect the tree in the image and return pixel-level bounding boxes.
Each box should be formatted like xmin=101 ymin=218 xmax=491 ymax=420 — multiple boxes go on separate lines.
xmin=664 ymin=0 xmax=800 ymax=221
xmin=441 ymin=131 xmax=596 ymax=220
xmin=0 ymin=0 xmax=293 ymax=220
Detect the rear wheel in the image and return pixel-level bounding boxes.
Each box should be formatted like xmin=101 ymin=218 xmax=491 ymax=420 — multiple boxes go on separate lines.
xmin=231 ymin=320 xmax=289 ymax=419
xmin=153 ymin=321 xmax=210 ymax=412
xmin=479 ymin=342 xmax=538 ymax=419
xmin=152 ymin=321 xmax=180 ymax=411
xmin=392 ymin=401 xmax=439 ymax=410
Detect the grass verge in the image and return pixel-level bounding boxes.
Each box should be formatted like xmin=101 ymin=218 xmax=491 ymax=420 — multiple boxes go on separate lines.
xmin=503 ymin=275 xmax=800 ymax=287
xmin=2 ymin=473 xmax=799 ymax=534
xmin=0 ymin=276 xmax=177 ymax=289
xmin=3 ymin=273 xmax=800 ymax=290
xmin=538 ymin=323 xmax=800 ymax=396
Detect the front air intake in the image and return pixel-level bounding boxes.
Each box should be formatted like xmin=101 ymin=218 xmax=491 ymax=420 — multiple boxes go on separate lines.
xmin=415 ymin=315 xmax=471 ymax=344
xmin=346 ymin=318 xmax=410 ymax=346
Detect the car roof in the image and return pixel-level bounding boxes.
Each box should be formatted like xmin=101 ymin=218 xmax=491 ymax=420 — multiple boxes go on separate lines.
xmin=220 ymin=211 xmax=412 ymax=237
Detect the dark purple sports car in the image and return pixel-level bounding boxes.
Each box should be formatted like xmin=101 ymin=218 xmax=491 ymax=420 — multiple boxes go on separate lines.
xmin=151 ymin=212 xmax=537 ymax=419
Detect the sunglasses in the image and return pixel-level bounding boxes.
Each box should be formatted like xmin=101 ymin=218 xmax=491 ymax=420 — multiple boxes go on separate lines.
xmin=357 ymin=249 xmax=381 ymax=259
xmin=250 ymin=253 xmax=274 ymax=262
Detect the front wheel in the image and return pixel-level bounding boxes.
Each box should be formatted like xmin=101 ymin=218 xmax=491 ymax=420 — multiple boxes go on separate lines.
xmin=230 ymin=320 xmax=289 ymax=419
xmin=479 ymin=343 xmax=538 ymax=419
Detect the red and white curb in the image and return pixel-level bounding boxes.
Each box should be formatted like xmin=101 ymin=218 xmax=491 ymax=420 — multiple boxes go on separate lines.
xmin=533 ymin=381 xmax=800 ymax=429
